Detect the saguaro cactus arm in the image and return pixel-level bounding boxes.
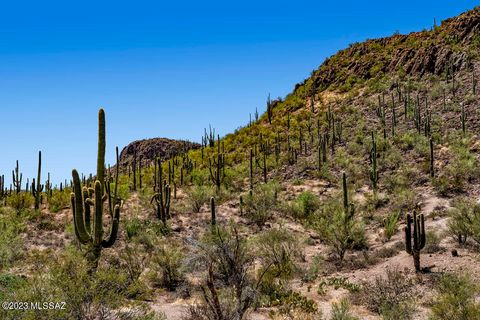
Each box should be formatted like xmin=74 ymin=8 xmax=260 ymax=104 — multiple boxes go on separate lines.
xmin=72 ymin=169 xmax=91 ymax=244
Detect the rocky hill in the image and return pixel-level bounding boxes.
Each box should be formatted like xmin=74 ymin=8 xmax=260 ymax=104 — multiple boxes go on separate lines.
xmin=308 ymin=6 xmax=480 ymax=92
xmin=118 ymin=137 xmax=200 ymax=170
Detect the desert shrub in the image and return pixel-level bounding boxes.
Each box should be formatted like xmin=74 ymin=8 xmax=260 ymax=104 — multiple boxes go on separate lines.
xmin=313 ymin=200 xmax=366 ymax=263
xmin=424 ymin=230 xmax=443 ymax=253
xmin=330 ymin=298 xmax=359 ymax=320
xmin=243 ymin=182 xmax=279 ymax=226
xmin=186 ymin=225 xmax=263 ymax=320
xmin=48 ymin=189 xmax=70 ymax=213
xmin=301 ymin=254 xmax=324 ymax=283
xmin=147 ymin=240 xmax=185 ymax=291
xmin=430 ymin=273 xmax=480 ymax=320
xmin=120 ymin=243 xmax=148 ymax=284
xmin=383 ymin=211 xmax=400 ymax=241
xmin=6 ymin=192 xmax=34 ymax=212
xmin=396 ymin=132 xmax=417 ymax=151
xmin=185 ymin=185 xmax=214 ymax=213
xmin=0 ymin=247 xmax=153 ymax=320
xmin=189 ymin=167 xmax=210 ymax=186
xmin=124 ymin=216 xmax=145 ymax=240
xmin=288 ymin=191 xmax=320 ymax=220
xmin=256 ymin=228 xmax=302 ymax=295
xmin=0 ymin=273 xmax=26 ymax=301
xmin=0 ymin=207 xmax=24 ymax=269
xmin=433 ymin=144 xmax=478 ymax=195
xmin=447 ymin=197 xmax=480 ymax=246
xmin=356 ymin=268 xmax=415 ymax=319
xmin=389 ymin=187 xmax=418 ymax=212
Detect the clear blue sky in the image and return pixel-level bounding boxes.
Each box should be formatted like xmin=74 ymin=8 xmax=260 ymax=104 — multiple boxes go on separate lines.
xmin=0 ymin=0 xmax=476 ymax=185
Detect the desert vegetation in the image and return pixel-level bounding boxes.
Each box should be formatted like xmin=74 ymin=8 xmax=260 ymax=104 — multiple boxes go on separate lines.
xmin=1 ymin=7 xmax=480 ymax=320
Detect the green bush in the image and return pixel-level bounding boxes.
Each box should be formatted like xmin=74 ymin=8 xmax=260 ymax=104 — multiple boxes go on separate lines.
xmin=357 ymin=268 xmax=415 ymax=319
xmin=243 ymin=182 xmax=280 ymax=226
xmin=124 ymin=216 xmax=145 ymax=240
xmin=430 ymin=273 xmax=480 ymax=320
xmin=147 ymin=240 xmax=185 ymax=291
xmin=433 ymin=144 xmax=478 ymax=195
xmin=256 ymin=228 xmax=302 ymax=291
xmin=185 ymin=185 xmax=214 ymax=213
xmin=0 ymin=207 xmax=24 ymax=269
xmin=291 ymin=192 xmax=320 ymax=220
xmin=48 ymin=189 xmax=71 ymax=213
xmin=330 ymin=298 xmax=359 ymax=320
xmin=383 ymin=211 xmax=400 ymax=241
xmin=447 ymin=197 xmax=480 ymax=246
xmin=6 ymin=192 xmax=34 ymax=212
xmin=425 ymin=230 xmax=443 ymax=253
xmin=187 ymin=225 xmax=259 ymax=320
xmin=313 ymin=200 xmax=366 ymax=263
xmin=0 ymin=247 xmax=153 ymax=320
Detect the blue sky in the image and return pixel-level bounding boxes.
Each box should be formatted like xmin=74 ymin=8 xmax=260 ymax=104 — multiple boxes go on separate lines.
xmin=0 ymin=0 xmax=476 ymax=185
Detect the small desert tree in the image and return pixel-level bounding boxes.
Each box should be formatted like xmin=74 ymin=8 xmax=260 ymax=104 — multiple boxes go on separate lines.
xmin=186 ymin=225 xmax=270 ymax=320
xmin=314 ymin=173 xmax=365 ymax=264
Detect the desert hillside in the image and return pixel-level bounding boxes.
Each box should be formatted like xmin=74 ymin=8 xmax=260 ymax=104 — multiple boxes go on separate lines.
xmin=1 ymin=7 xmax=480 ymax=320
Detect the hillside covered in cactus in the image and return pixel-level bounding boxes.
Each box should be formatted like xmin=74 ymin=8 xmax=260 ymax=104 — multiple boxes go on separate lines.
xmin=2 ymin=6 xmax=480 ymax=320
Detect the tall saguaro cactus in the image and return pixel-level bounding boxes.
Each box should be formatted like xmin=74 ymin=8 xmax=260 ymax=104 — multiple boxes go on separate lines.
xmin=33 ymin=151 xmax=43 ymax=209
xmin=151 ymin=158 xmax=171 ymax=224
xmin=429 ymin=138 xmax=434 ymax=178
xmin=71 ymin=109 xmax=120 ymax=271
xmin=208 ymin=153 xmax=225 ymax=191
xmin=370 ymin=132 xmax=379 ymax=193
xmin=210 ymin=197 xmax=216 ymax=226
xmin=267 ymin=93 xmax=273 ymax=125
xmin=12 ymin=160 xmax=22 ymax=194
xmin=405 ymin=211 xmax=426 ymax=272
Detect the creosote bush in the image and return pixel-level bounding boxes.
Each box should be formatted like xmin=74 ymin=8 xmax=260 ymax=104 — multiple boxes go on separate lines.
xmin=186 ymin=225 xmax=265 ymax=320
xmin=355 ymin=268 xmax=415 ymax=319
xmin=185 ymin=185 xmax=215 ymax=213
xmin=430 ymin=273 xmax=480 ymax=320
xmin=255 ymin=228 xmax=303 ymax=297
xmin=313 ymin=199 xmax=366 ymax=263
xmin=147 ymin=239 xmax=185 ymax=291
xmin=447 ymin=197 xmax=480 ymax=246
xmin=48 ymin=189 xmax=71 ymax=213
xmin=6 ymin=192 xmax=34 ymax=212
xmin=243 ymin=181 xmax=280 ymax=226
xmin=0 ymin=207 xmax=24 ymax=270
xmin=0 ymin=247 xmax=156 ymax=320
xmin=288 ymin=191 xmax=320 ymax=220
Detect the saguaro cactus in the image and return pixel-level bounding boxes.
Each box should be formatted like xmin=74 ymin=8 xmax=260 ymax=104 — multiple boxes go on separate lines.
xmin=208 ymin=153 xmax=225 ymax=191
xmin=71 ymin=109 xmax=120 ymax=271
xmin=405 ymin=211 xmax=426 ymax=272
xmin=267 ymin=93 xmax=273 ymax=124
xmin=370 ymin=133 xmax=378 ymax=193
xmin=210 ymin=196 xmax=216 ymax=226
xmin=12 ymin=160 xmax=22 ymax=194
xmin=342 ymin=172 xmax=349 ymax=213
xmin=151 ymin=158 xmax=171 ymax=224
xmin=429 ymin=138 xmax=434 ymax=178
xmin=33 ymin=151 xmax=43 ymax=209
